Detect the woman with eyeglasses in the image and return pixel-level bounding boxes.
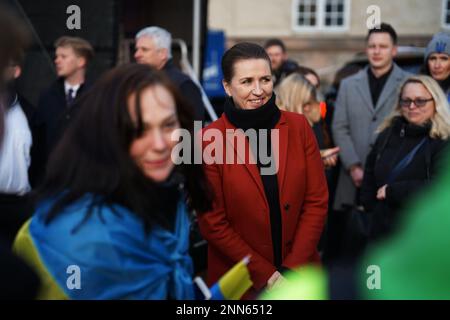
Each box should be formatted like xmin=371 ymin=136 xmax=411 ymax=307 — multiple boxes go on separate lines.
xmin=360 ymin=75 xmax=450 ymax=242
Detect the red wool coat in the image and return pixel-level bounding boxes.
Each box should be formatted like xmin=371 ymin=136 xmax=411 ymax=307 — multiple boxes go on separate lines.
xmin=198 ymin=110 xmax=328 ymax=296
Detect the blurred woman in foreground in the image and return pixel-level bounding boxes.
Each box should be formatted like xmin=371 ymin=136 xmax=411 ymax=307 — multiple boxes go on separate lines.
xmin=14 ymin=64 xmax=212 ymax=299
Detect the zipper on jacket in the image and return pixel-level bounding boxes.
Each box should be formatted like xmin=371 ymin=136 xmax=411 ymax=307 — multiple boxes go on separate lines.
xmin=400 ymin=125 xmax=405 ymax=138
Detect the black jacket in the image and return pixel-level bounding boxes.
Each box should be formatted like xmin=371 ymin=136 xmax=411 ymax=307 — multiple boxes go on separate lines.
xmin=361 ymin=116 xmax=449 ymax=237
xmin=35 ymin=79 xmax=90 ymax=182
xmin=273 ymin=59 xmax=299 ymax=87
xmin=163 ymin=59 xmax=205 ymax=121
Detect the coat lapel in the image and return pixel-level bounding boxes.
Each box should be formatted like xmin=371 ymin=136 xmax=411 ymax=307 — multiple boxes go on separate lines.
xmin=274 ymin=113 xmax=288 ymax=193
xmin=355 ymin=68 xmax=375 ymax=115
xmin=223 ymin=116 xmax=267 ymax=202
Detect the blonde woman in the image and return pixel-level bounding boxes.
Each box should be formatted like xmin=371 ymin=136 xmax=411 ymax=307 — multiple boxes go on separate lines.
xmin=276 ymin=73 xmax=339 ymax=168
xmin=361 ymin=75 xmax=450 ymax=240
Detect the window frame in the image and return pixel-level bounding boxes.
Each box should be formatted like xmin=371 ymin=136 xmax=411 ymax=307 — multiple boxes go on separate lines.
xmin=292 ymin=0 xmax=351 ymax=33
xmin=442 ymin=0 xmax=450 ymax=29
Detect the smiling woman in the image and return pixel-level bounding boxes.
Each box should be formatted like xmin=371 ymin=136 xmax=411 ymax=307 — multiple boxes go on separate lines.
xmin=198 ymin=42 xmax=328 ymax=299
xmin=222 ymin=58 xmax=273 ymax=110
xmin=128 ymin=85 xmax=181 ymax=182
xmin=361 ymin=75 xmax=450 ymax=242
xmin=13 ymin=64 xmax=212 ymax=299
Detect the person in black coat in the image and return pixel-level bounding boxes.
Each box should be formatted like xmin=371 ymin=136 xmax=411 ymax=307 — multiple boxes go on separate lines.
xmin=361 ymin=75 xmax=450 ymax=241
xmin=422 ymin=32 xmax=450 ymax=102
xmin=0 ymin=10 xmax=39 ymax=298
xmin=0 ymin=57 xmax=42 ymax=246
xmin=36 ymin=36 xmax=94 ymax=183
xmin=264 ymin=38 xmax=299 ymax=88
xmin=134 ymin=26 xmax=206 ymax=121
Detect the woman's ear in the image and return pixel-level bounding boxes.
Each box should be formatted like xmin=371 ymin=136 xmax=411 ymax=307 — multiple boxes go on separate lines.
xmin=222 ymin=80 xmax=232 ymax=97
xmin=302 ymin=103 xmax=310 ymax=113
xmin=13 ymin=65 xmax=22 ymax=79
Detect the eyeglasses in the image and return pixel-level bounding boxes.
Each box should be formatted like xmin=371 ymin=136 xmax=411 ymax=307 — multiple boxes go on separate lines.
xmin=399 ymin=98 xmax=433 ymax=108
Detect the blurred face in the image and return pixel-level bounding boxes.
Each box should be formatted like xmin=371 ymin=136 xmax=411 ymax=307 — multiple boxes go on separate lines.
xmin=134 ymin=36 xmax=167 ymax=70
xmin=54 ymin=46 xmax=85 ymax=78
xmin=265 ymin=45 xmax=286 ymax=71
xmin=303 ymin=101 xmax=321 ymax=125
xmin=366 ymin=33 xmax=397 ymax=72
xmin=128 ymin=85 xmax=180 ymax=182
xmin=400 ymin=82 xmax=435 ymax=126
xmin=428 ymin=53 xmax=450 ymax=81
xmin=223 ymin=58 xmax=273 ymax=110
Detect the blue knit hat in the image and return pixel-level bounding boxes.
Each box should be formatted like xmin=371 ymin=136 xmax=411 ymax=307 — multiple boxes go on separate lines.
xmin=425 ymin=32 xmax=450 ymax=61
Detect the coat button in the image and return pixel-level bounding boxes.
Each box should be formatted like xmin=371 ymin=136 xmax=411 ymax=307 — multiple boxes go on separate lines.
xmin=372 ymin=116 xmax=377 ymax=122
xmin=284 ymin=203 xmax=290 ymax=211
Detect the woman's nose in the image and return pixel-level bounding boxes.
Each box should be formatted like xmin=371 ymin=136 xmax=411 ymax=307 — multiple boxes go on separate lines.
xmin=252 ymin=83 xmax=262 ymax=95
xmin=152 ymin=130 xmax=168 ymax=151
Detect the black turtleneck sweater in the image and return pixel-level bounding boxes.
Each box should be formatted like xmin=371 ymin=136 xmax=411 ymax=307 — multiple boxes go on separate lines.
xmin=368 ymin=65 xmax=393 ymax=107
xmin=224 ymin=94 xmax=284 ymax=269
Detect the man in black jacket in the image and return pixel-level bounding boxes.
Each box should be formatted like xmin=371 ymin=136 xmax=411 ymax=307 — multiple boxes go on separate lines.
xmin=264 ymin=38 xmax=299 ymax=87
xmin=36 ymin=36 xmax=94 ymax=182
xmin=134 ymin=26 xmax=206 ymax=121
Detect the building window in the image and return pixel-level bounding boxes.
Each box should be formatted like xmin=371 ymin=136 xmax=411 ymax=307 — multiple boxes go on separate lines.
xmin=292 ymin=0 xmax=350 ymax=32
xmin=442 ymin=0 xmax=450 ymax=28
xmin=297 ymin=0 xmax=318 ymax=27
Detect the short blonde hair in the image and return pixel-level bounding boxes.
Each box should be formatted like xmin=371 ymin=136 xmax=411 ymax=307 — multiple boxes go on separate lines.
xmin=54 ymin=36 xmax=94 ymax=63
xmin=276 ymin=73 xmax=317 ymax=114
xmin=378 ymin=75 xmax=450 ymax=139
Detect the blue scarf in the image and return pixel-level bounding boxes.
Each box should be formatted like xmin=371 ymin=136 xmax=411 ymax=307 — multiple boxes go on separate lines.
xmin=30 ymin=194 xmax=194 ymax=299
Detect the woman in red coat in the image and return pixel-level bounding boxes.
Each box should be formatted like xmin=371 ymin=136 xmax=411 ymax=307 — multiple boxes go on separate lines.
xmin=198 ymin=42 xmax=328 ymax=298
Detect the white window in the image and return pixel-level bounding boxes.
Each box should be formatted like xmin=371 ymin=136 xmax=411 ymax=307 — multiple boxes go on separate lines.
xmin=442 ymin=0 xmax=450 ymax=28
xmin=292 ymin=0 xmax=350 ymax=32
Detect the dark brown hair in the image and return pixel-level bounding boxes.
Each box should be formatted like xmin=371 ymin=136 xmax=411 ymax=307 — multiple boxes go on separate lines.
xmin=221 ymin=42 xmax=271 ymax=83
xmin=39 ymin=64 xmax=212 ymax=231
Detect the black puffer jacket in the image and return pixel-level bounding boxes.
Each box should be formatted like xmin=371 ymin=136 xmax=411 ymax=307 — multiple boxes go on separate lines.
xmin=361 ymin=116 xmax=449 ymax=238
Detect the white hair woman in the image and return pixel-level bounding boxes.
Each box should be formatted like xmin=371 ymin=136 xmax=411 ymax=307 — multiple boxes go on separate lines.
xmin=361 ymin=75 xmax=450 ymax=241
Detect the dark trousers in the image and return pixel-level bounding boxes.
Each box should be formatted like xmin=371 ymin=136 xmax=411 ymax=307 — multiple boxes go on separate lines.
xmin=0 ymin=193 xmax=33 ymax=247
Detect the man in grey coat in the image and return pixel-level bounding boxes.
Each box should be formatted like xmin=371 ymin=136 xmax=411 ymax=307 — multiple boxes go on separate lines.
xmin=332 ymin=23 xmax=410 ymax=212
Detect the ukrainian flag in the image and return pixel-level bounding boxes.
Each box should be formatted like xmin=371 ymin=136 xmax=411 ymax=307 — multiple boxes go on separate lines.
xmin=209 ymin=256 xmax=253 ymax=300
xmin=13 ymin=195 xmax=196 ymax=300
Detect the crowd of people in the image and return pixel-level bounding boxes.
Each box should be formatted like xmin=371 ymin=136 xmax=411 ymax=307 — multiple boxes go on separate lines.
xmin=1 ymin=15 xmax=450 ymax=299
